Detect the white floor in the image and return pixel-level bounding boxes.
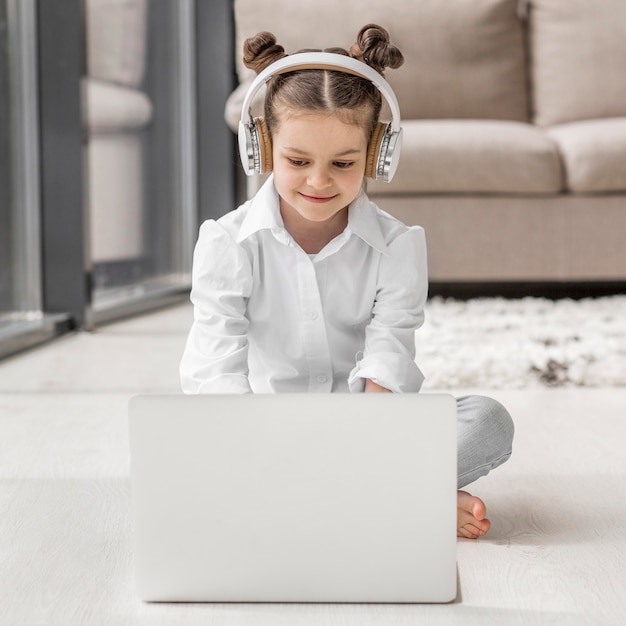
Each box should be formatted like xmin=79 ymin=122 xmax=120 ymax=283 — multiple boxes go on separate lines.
xmin=1 ymin=302 xmax=625 ymax=625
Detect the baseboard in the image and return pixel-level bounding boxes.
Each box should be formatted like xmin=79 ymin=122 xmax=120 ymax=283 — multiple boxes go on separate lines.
xmin=428 ymin=281 xmax=626 ymax=300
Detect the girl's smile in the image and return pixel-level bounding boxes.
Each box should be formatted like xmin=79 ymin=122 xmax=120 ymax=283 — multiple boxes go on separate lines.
xmin=298 ymin=192 xmax=339 ymax=203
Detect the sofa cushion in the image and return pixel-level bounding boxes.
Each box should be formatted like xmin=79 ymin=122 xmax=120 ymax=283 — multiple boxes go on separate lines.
xmin=529 ymin=0 xmax=626 ymax=126
xmin=547 ymin=118 xmax=626 ymax=193
xmin=233 ymin=0 xmax=529 ymax=121
xmin=367 ymin=120 xmax=563 ymax=195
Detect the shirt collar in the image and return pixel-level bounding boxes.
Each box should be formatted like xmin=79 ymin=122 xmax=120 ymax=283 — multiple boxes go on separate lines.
xmin=346 ymin=189 xmax=389 ymax=256
xmin=236 ymin=175 xmax=288 ymax=244
xmin=236 ymin=175 xmax=389 ymax=255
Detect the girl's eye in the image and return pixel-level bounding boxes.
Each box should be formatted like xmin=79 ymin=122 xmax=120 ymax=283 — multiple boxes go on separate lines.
xmin=288 ymin=158 xmax=308 ymax=167
xmin=334 ymin=161 xmax=354 ymax=169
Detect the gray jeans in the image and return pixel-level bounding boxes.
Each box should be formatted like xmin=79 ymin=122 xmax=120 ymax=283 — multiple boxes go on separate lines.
xmin=456 ymin=395 xmax=514 ymax=489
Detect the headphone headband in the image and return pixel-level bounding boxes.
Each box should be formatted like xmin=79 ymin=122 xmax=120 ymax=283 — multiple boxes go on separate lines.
xmin=238 ymin=51 xmax=403 ymax=182
xmin=240 ymin=52 xmax=401 ymax=131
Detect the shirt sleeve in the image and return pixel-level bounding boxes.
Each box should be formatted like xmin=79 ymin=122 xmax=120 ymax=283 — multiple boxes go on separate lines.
xmin=348 ymin=226 xmax=428 ymax=393
xmin=179 ymin=220 xmax=254 ymax=393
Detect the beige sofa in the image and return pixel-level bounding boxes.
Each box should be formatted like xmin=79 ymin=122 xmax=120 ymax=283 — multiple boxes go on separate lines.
xmin=84 ymin=0 xmax=151 ymax=264
xmin=225 ymin=0 xmax=626 ymax=290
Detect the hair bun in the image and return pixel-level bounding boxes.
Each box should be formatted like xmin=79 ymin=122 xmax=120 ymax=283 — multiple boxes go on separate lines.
xmin=243 ymin=32 xmax=287 ymax=74
xmin=350 ymin=24 xmax=404 ymax=74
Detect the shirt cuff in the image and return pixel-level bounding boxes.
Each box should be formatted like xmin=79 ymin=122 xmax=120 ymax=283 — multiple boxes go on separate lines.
xmin=348 ymin=352 xmax=424 ymax=393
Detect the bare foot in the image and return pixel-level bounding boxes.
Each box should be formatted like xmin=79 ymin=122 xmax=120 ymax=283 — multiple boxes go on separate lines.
xmin=457 ymin=490 xmax=491 ymax=539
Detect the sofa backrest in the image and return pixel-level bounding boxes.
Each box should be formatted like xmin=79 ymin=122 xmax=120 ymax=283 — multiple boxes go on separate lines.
xmin=233 ymin=0 xmax=530 ymax=122
xmin=86 ymin=0 xmax=148 ymax=88
xmin=528 ymin=0 xmax=626 ymax=126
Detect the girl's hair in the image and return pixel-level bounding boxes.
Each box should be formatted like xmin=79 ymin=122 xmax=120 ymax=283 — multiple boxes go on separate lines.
xmin=243 ymin=24 xmax=404 ymax=137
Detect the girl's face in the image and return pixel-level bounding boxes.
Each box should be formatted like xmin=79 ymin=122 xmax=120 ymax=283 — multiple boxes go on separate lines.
xmin=271 ymin=109 xmax=369 ymax=227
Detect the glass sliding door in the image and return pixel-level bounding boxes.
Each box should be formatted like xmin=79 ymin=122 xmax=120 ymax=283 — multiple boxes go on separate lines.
xmin=84 ymin=0 xmax=197 ymax=323
xmin=1 ymin=0 xmax=233 ymax=358
xmin=0 ymin=0 xmax=69 ymax=358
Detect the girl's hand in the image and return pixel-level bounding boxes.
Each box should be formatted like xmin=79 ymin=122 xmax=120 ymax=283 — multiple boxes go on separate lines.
xmin=364 ymin=379 xmax=391 ymax=393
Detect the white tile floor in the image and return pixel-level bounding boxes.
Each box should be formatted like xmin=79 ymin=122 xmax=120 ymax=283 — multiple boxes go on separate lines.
xmin=1 ymin=302 xmax=625 ymax=625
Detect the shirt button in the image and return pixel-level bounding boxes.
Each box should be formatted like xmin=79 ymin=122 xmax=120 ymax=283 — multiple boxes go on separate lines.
xmin=316 ymin=374 xmax=327 ymax=384
xmin=309 ymin=311 xmax=319 ymax=320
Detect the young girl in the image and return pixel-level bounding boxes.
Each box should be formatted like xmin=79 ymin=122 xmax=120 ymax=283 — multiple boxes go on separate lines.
xmin=180 ymin=25 xmax=514 ymax=539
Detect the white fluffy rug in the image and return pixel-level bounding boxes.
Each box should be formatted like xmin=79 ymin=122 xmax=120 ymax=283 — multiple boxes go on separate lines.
xmin=416 ymin=296 xmax=626 ymax=389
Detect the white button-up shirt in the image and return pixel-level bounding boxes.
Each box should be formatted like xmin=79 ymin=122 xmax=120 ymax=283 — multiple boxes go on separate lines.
xmin=180 ymin=175 xmax=428 ymax=394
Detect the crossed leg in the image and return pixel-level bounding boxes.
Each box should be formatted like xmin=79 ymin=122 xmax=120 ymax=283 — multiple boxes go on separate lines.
xmin=455 ymin=395 xmax=514 ymax=539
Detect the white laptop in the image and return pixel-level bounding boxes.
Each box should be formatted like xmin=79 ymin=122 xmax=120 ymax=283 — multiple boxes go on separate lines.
xmin=128 ymin=393 xmax=457 ymax=603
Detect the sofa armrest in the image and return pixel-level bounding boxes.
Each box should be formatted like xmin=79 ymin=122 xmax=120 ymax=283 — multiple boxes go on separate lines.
xmin=83 ymin=77 xmax=152 ymax=133
xmin=225 ymin=79 xmax=263 ymax=133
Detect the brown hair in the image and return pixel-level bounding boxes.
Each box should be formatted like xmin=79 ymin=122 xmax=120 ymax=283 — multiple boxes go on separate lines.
xmin=243 ymin=24 xmax=404 ymax=138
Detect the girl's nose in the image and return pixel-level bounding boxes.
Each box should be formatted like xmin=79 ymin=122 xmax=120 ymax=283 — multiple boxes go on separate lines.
xmin=307 ymin=167 xmax=332 ymax=189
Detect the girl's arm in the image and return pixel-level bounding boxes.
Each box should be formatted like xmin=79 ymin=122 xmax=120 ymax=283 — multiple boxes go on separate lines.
xmin=349 ymin=226 xmax=428 ymax=393
xmin=364 ymin=379 xmax=391 ymax=393
xmin=180 ymin=220 xmax=253 ymax=394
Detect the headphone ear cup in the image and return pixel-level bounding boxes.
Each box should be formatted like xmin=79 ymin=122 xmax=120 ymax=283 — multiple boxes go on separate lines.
xmin=254 ymin=117 xmax=273 ymax=174
xmin=365 ymin=121 xmax=402 ymax=182
xmin=238 ymin=117 xmax=273 ymax=175
xmin=365 ymin=122 xmax=387 ymax=179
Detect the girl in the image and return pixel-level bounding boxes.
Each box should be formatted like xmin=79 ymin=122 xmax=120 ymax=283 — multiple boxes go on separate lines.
xmin=180 ymin=25 xmax=514 ymax=539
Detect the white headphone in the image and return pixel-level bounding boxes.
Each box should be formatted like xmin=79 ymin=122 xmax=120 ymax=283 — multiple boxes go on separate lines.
xmin=238 ymin=52 xmax=403 ymax=183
